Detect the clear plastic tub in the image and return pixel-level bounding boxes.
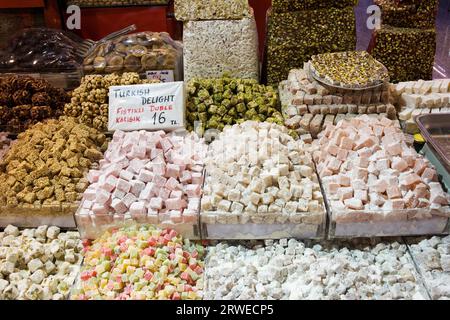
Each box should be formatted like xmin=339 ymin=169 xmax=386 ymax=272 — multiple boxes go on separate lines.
xmin=327 ymin=198 xmax=450 ymax=238
xmin=82 ymin=31 xmax=183 ymax=81
xmin=201 ymin=211 xmax=326 ymax=240
xmin=0 ymin=203 xmax=78 ymax=229
xmin=74 ymin=209 xmax=200 ymax=240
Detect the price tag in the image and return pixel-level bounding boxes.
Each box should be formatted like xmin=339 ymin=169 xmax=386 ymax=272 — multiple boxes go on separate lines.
xmin=108 ymin=81 xmax=185 ymax=132
xmin=146 ymin=70 xmax=174 ymax=83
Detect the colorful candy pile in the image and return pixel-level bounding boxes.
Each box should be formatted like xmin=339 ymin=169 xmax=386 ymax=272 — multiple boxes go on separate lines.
xmin=72 ymin=225 xmax=204 ymax=300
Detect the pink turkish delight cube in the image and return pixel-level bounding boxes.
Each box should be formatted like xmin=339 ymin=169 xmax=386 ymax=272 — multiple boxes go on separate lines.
xmin=138 ymin=169 xmax=154 ymax=183
xmin=150 ymin=148 xmax=164 ymax=160
xmin=116 ymin=178 xmax=131 ymax=193
xmin=386 ymin=143 xmax=402 ymax=156
xmin=166 ymin=164 xmax=181 ymax=178
xmin=96 ymin=189 xmax=111 ymax=205
xmin=191 ymin=172 xmax=203 ymax=184
xmin=165 ymin=177 xmax=181 ymax=191
xmin=102 ymin=175 xmax=118 ymax=192
xmin=391 ymin=157 xmax=409 ymax=172
xmin=92 ymin=203 xmax=108 ymax=215
xmin=153 ymin=163 xmax=166 ymax=176
xmin=421 ymin=167 xmax=437 ymax=183
xmin=170 ymin=190 xmax=183 ymax=199
xmin=111 ymin=198 xmax=128 ymax=214
xmin=185 ymin=184 xmax=202 ymax=197
xmin=165 ymin=198 xmax=186 ymax=210
xmin=159 ymin=188 xmax=171 ymax=201
xmin=83 ymin=188 xmax=97 ymax=201
xmin=180 ymin=171 xmax=192 ymax=184
xmin=130 ymin=201 xmax=146 ymax=216
xmin=130 ymin=180 xmax=145 ymax=196
xmin=149 ymin=197 xmax=163 ymax=210
xmin=152 ymin=175 xmax=167 ymax=187
xmin=87 ymin=170 xmax=101 ymax=183
xmin=160 ymin=138 xmax=173 ymax=153
xmin=123 ymin=193 xmax=137 ymax=208
xmin=128 ymin=159 xmax=145 ymax=173
xmin=119 ymin=169 xmax=134 ymax=181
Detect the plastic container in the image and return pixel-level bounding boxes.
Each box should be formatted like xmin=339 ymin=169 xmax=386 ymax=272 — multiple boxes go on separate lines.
xmin=82 ymin=31 xmax=183 ymax=81
xmin=416 ymin=113 xmax=450 ymax=173
xmin=0 ymin=203 xmax=78 ymax=229
xmin=0 ymin=28 xmax=84 ymax=90
xmin=200 ymin=170 xmax=326 ymax=240
xmin=0 ymin=28 xmax=83 ymax=73
xmin=326 ymin=193 xmax=450 ymax=239
xmin=74 ymin=209 xmax=200 ymax=240
xmin=201 ymin=211 xmax=326 ymax=240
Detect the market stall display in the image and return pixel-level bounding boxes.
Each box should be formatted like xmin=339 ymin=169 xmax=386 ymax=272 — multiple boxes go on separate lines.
xmin=0 ymin=28 xmax=83 ymax=90
xmin=204 ymin=238 xmax=428 ymax=300
xmin=185 ymin=76 xmax=282 ymax=134
xmin=64 ymin=73 xmax=160 ymax=131
xmin=75 ymin=130 xmax=207 ymax=239
xmin=371 ymin=26 xmax=436 ymax=83
xmin=174 ymin=0 xmax=250 ymax=20
xmin=82 ymin=32 xmax=183 ymax=81
xmin=0 ymin=75 xmax=69 ymax=133
xmin=71 ymin=225 xmax=204 ymax=300
xmin=407 ymin=236 xmax=450 ymax=300
xmin=391 ymin=79 xmax=450 ymax=134
xmin=183 ymin=11 xmax=259 ymax=82
xmin=279 ymin=66 xmax=395 ymax=138
xmin=0 ymin=117 xmax=107 ymax=228
xmin=264 ymin=5 xmax=357 ymax=85
xmin=0 ymin=225 xmax=83 ymax=300
xmin=375 ymin=0 xmax=438 ymax=29
xmin=313 ymin=115 xmax=450 ymax=238
xmin=201 ymin=121 xmax=326 ymax=239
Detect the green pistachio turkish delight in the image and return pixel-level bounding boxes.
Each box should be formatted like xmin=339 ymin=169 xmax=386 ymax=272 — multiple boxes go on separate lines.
xmin=186 ymin=76 xmax=281 ymax=132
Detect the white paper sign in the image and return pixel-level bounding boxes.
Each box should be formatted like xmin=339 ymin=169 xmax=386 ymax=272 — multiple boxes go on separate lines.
xmin=108 ymin=81 xmax=185 ymax=132
xmin=146 ymin=70 xmax=174 ymax=83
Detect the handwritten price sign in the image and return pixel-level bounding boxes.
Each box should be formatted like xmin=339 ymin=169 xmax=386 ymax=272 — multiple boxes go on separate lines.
xmin=108 ymin=82 xmax=185 ymax=132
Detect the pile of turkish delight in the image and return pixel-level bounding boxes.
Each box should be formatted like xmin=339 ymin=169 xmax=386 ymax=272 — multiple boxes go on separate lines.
xmin=280 ymin=67 xmax=397 ymax=138
xmin=313 ymin=115 xmax=449 ymax=220
xmin=392 ymin=79 xmax=450 ymax=134
xmin=201 ymin=121 xmax=325 ymax=225
xmin=77 ymin=130 xmax=207 ymax=227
